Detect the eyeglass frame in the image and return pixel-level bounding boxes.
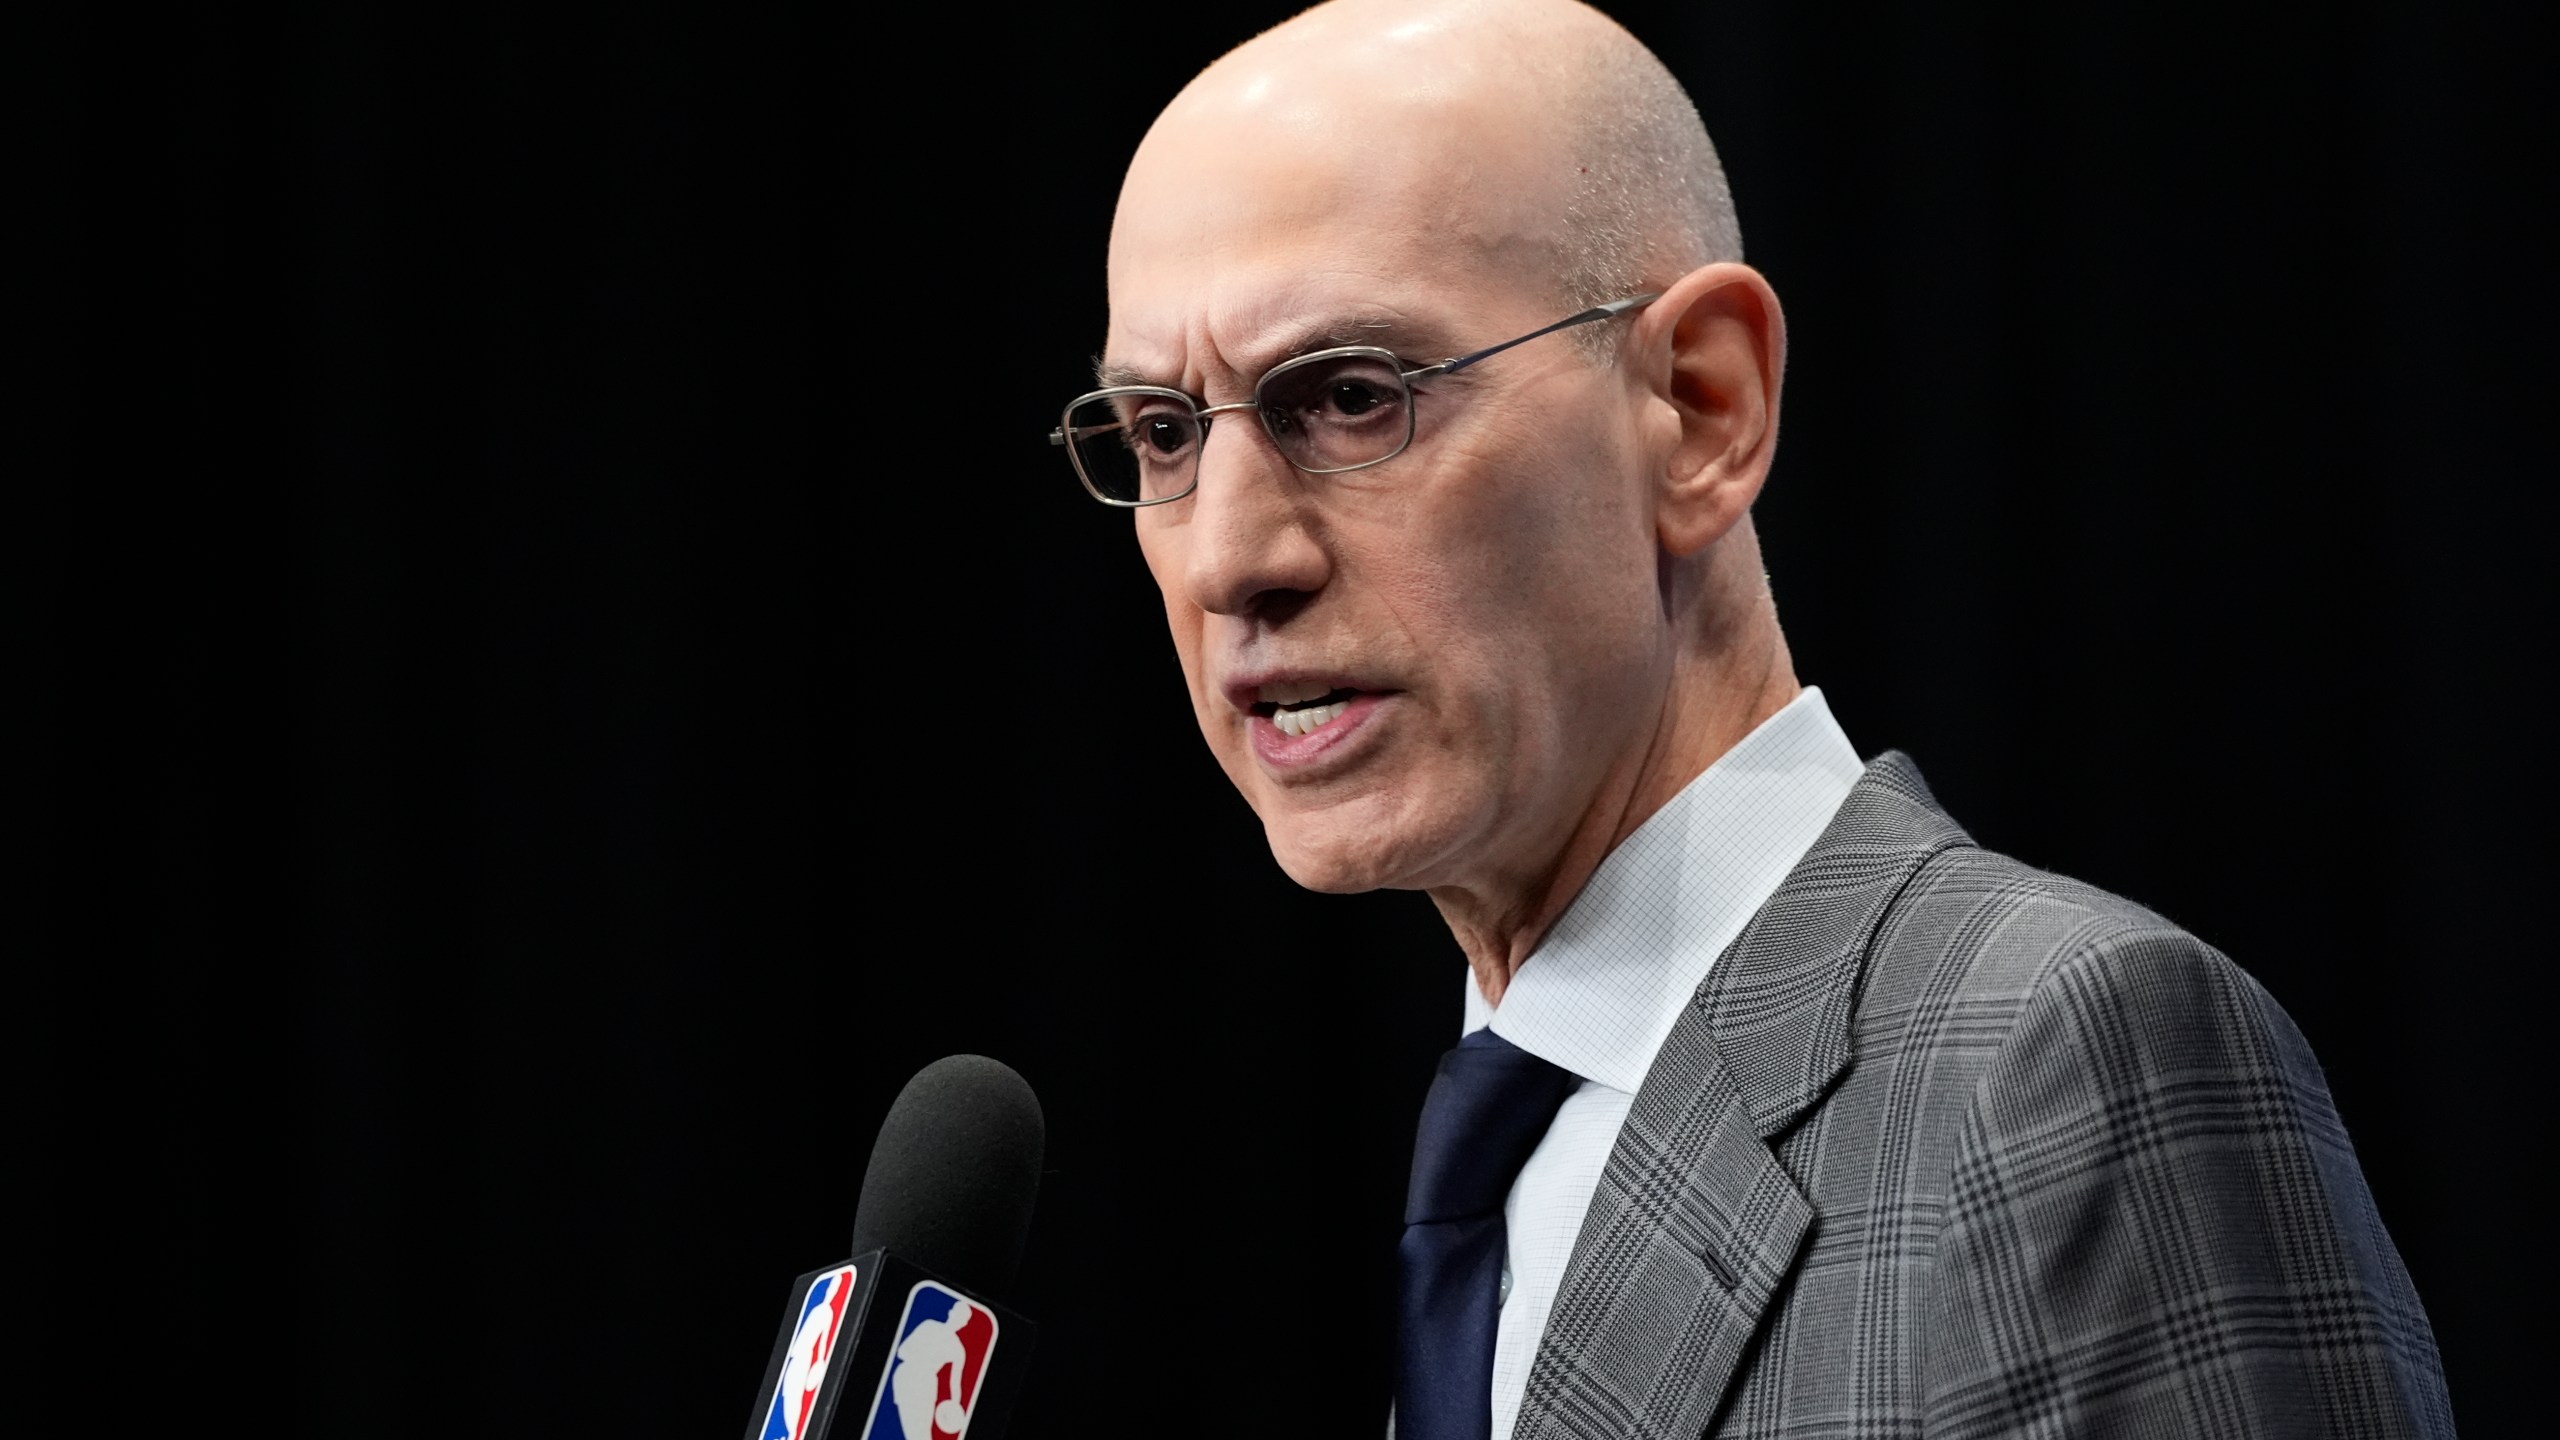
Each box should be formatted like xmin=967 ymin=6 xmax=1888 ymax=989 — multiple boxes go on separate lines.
xmin=1048 ymin=292 xmax=1661 ymax=508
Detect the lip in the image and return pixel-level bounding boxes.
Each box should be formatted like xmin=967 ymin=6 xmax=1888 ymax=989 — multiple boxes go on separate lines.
xmin=1221 ymin=667 xmax=1391 ymax=716
xmin=1222 ymin=668 xmax=1399 ymax=774
xmin=1246 ymin=689 xmax=1393 ymax=771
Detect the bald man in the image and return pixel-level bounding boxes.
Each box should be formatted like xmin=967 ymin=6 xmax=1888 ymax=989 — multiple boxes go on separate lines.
xmin=1050 ymin=1 xmax=2453 ymax=1436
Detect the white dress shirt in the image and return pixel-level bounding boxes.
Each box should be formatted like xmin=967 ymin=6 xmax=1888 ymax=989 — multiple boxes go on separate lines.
xmin=1458 ymin=686 xmax=1863 ymax=1439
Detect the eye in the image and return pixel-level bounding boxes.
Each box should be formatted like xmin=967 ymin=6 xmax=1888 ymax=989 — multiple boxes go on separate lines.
xmin=1259 ymin=352 xmax=1414 ymax=471
xmin=1108 ymin=401 xmax=1197 ymax=463
xmin=1322 ymin=378 xmax=1391 ymax=417
xmin=1262 ymin=354 xmax=1408 ymax=432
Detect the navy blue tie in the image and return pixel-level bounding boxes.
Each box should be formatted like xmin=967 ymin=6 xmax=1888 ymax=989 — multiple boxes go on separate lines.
xmin=1396 ymin=1027 xmax=1580 ymax=1440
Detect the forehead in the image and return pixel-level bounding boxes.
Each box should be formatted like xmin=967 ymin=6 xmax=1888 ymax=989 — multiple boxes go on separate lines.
xmin=1093 ymin=301 xmax=1464 ymax=392
xmin=1103 ymin=62 xmax=1573 ymax=387
xmin=1099 ymin=264 xmax=1500 ymax=395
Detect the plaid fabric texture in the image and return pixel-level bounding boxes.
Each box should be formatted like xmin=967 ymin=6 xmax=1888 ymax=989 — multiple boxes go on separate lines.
xmin=1510 ymin=752 xmax=2453 ymax=1439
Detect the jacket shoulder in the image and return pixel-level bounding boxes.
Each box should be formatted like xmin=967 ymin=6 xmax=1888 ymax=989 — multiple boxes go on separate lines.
xmin=1867 ymin=854 xmax=2456 ymax=1438
xmin=1879 ymin=838 xmax=2204 ymax=1000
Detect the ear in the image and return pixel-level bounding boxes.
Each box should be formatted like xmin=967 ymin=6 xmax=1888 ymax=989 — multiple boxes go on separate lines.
xmin=1637 ymin=262 xmax=1786 ymax=558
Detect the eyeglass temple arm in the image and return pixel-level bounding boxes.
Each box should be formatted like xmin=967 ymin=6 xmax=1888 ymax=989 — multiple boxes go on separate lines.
xmin=1406 ymin=293 xmax=1662 ymax=381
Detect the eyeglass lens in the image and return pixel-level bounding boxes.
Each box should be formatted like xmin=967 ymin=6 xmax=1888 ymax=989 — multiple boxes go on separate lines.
xmin=1065 ymin=351 xmax=1417 ymax=504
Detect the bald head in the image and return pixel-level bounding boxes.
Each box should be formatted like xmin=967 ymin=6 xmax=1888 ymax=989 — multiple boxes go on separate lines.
xmin=1113 ymin=0 xmax=1739 ymax=339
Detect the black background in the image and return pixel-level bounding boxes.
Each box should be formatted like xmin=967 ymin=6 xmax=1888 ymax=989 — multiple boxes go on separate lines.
xmin=43 ymin=1 xmax=2547 ymax=1434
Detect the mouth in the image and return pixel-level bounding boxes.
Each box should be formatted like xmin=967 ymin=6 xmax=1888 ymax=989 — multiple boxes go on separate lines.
xmin=1228 ymin=671 xmax=1392 ymax=753
xmin=1252 ymin=684 xmax=1366 ymax=739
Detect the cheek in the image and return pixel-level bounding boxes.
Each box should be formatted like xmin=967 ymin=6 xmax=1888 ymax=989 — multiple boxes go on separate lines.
xmin=1382 ymin=422 xmax=1662 ymax=768
xmin=1394 ymin=420 xmax=1656 ymax=650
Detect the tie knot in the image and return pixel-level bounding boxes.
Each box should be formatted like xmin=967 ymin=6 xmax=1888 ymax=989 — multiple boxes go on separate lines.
xmin=1403 ymin=1029 xmax=1581 ymax=1226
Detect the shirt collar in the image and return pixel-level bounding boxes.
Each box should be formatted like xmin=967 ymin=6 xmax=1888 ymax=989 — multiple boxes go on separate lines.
xmin=1462 ymin=685 xmax=1864 ymax=1094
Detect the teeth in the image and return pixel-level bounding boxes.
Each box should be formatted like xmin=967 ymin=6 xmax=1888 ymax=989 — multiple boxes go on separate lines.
xmin=1272 ymin=698 xmax=1352 ymax=738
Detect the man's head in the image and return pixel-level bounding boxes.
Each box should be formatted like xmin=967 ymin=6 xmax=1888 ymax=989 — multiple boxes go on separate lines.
xmin=1099 ymin=0 xmax=1796 ymax=966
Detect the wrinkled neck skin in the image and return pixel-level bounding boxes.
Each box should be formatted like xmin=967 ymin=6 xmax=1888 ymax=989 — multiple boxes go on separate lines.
xmin=1435 ymin=520 xmax=1797 ymax=1007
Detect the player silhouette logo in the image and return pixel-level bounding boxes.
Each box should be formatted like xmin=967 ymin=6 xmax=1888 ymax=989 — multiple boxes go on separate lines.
xmin=860 ymin=1280 xmax=1000 ymax=1440
xmin=759 ymin=1265 xmax=858 ymax=1440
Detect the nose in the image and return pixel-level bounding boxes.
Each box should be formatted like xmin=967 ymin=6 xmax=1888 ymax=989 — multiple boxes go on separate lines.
xmin=1176 ymin=409 xmax=1332 ymax=619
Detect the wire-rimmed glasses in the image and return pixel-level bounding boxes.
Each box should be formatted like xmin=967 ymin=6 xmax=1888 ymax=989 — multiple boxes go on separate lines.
xmin=1049 ymin=293 xmax=1659 ymax=507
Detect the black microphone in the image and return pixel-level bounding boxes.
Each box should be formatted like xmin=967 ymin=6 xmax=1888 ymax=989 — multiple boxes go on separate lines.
xmin=743 ymin=1055 xmax=1044 ymax=1440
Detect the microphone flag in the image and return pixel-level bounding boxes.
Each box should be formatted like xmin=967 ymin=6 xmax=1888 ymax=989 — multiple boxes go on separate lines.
xmin=742 ymin=1250 xmax=1034 ymax=1440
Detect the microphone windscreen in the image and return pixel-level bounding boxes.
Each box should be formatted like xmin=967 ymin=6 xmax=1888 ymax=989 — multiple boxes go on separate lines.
xmin=850 ymin=1054 xmax=1045 ymax=1295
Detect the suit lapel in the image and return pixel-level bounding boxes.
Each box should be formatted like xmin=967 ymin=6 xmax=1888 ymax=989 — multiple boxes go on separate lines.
xmin=1510 ymin=753 xmax=1970 ymax=1438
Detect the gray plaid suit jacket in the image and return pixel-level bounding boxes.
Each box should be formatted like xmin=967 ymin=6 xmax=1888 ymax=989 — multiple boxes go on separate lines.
xmin=1506 ymin=752 xmax=2453 ymax=1438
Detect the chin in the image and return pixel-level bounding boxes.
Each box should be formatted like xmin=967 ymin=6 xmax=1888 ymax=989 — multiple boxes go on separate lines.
xmin=1257 ymin=801 xmax=1458 ymax=896
xmin=1268 ymin=844 xmax=1395 ymax=895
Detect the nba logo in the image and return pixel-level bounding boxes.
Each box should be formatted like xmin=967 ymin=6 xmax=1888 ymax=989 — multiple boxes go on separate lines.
xmin=759 ymin=1264 xmax=860 ymax=1440
xmin=859 ymin=1280 xmax=1001 ymax=1440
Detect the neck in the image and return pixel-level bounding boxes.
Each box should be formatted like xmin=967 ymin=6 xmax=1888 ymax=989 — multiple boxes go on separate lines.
xmin=1435 ymin=556 xmax=1798 ymax=1007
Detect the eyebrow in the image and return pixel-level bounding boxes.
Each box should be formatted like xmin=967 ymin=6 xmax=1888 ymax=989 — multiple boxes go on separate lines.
xmin=1093 ymin=313 xmax=1465 ymax=391
xmin=1092 ymin=357 xmax=1157 ymax=389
